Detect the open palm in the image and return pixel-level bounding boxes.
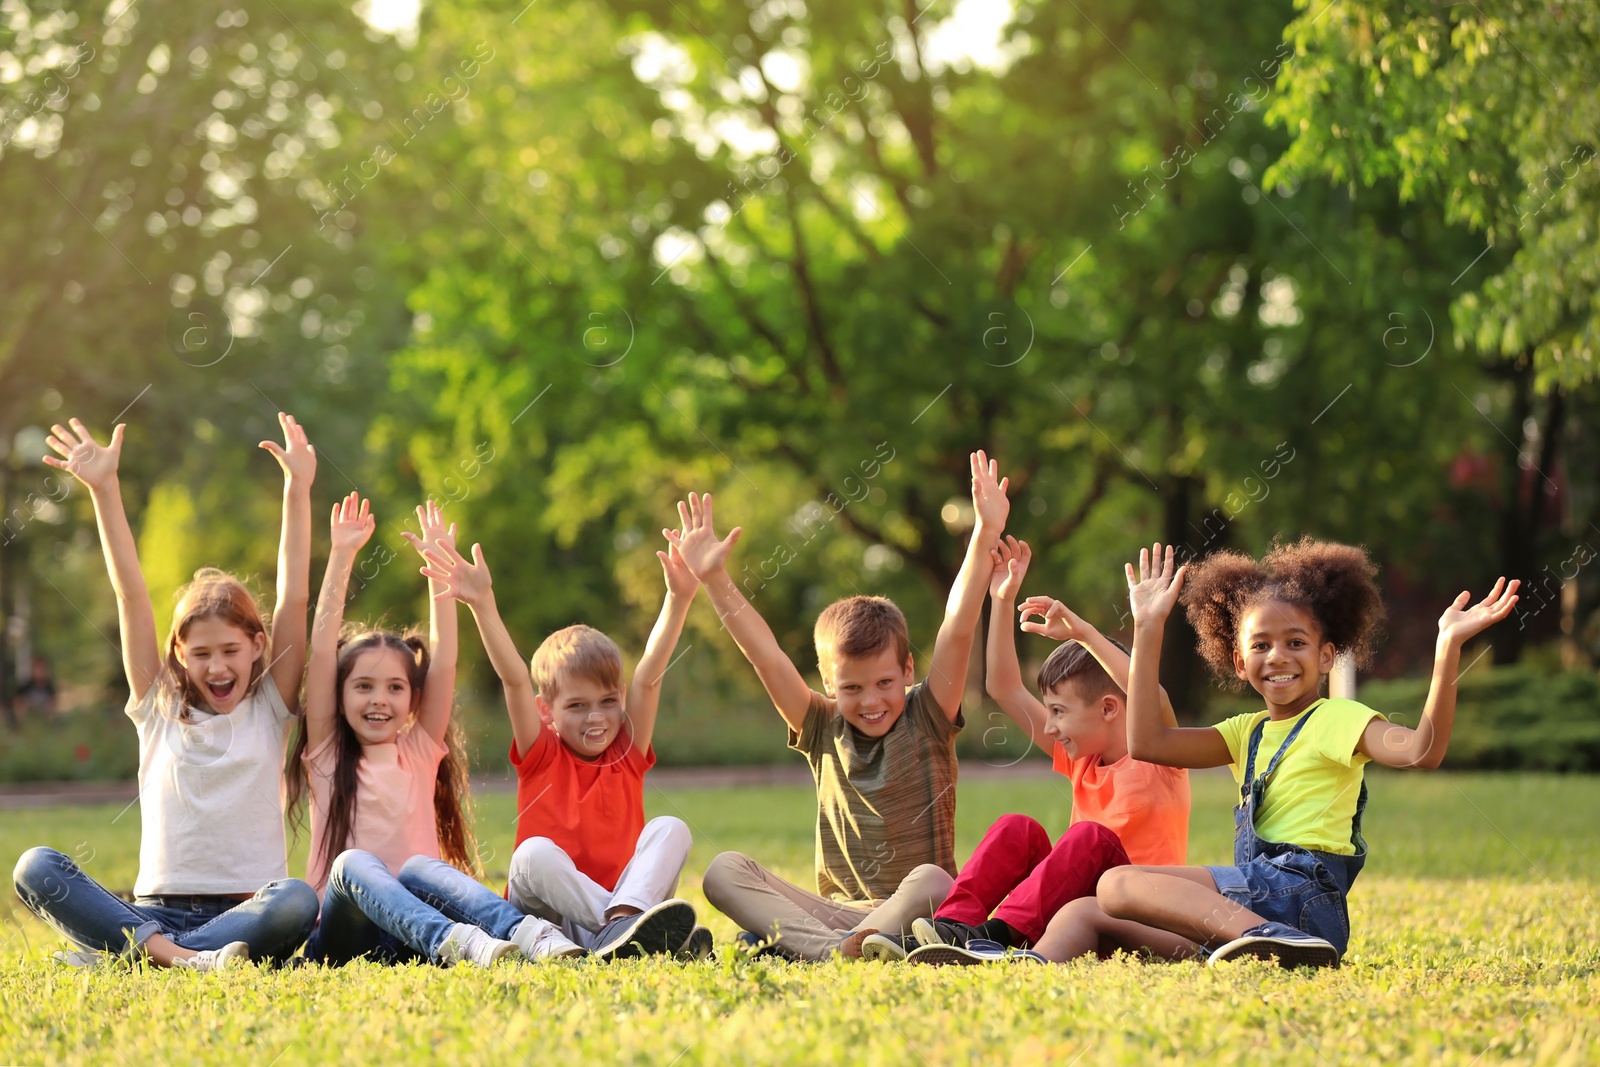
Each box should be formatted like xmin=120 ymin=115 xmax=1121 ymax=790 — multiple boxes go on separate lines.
xmin=1438 ymin=578 xmax=1520 ymax=644
xmin=43 ymin=419 xmax=122 ymax=492
xmin=1126 ymin=542 xmax=1186 ymax=622
xmin=665 ymin=492 xmax=741 ymax=582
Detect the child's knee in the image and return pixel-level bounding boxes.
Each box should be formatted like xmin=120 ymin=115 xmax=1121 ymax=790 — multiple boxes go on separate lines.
xmin=12 ymin=846 xmax=69 ymax=903
xmin=1095 ymin=867 xmax=1138 ymax=917
xmin=901 ymin=863 xmax=954 ymax=901
xmin=1048 ymin=895 xmax=1102 ymax=932
xmin=327 ymin=849 xmax=378 ymax=892
xmin=991 ymin=813 xmax=1048 ymax=847
xmin=271 ymin=878 xmax=320 ymax=930
xmin=701 ymin=851 xmax=756 ymax=906
xmin=396 ymin=854 xmax=441 ymax=886
xmin=643 ymin=816 xmax=692 ymax=857
xmin=511 ymin=836 xmax=563 ymax=873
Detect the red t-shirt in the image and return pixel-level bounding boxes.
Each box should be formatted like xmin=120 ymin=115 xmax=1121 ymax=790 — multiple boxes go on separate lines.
xmin=1052 ymin=742 xmax=1190 ymax=867
xmin=509 ymin=726 xmax=654 ymax=891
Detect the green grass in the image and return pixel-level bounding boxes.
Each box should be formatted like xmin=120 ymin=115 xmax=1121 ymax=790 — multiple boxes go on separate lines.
xmin=2 ymin=772 xmax=1597 ymax=1065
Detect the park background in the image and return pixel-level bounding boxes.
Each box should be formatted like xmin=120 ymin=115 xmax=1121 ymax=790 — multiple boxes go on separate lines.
xmin=3 ymin=0 xmax=1599 ymax=779
xmin=3 ymin=4 xmax=1598 ymax=1065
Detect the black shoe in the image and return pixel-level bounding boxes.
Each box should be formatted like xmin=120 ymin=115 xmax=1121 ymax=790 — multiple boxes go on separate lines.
xmin=859 ymin=931 xmax=918 ymax=961
xmin=733 ymin=931 xmax=806 ymax=962
xmin=676 ymin=925 xmax=714 ymax=961
xmin=912 ymin=916 xmax=985 ymax=948
xmin=592 ymin=899 xmax=696 ymax=961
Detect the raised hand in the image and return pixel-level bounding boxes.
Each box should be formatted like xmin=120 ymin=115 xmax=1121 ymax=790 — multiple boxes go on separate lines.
xmin=970 ymin=450 xmax=1010 ymax=532
xmin=988 ymin=536 xmax=1032 ymax=600
xmin=329 ymin=491 xmax=375 ymax=555
xmin=401 ymin=499 xmax=456 ymax=560
xmin=664 ymin=492 xmax=742 ymax=582
xmin=1017 ymin=596 xmax=1093 ymax=643
xmin=418 ymin=540 xmax=493 ymax=606
xmin=43 ymin=419 xmax=123 ymax=492
xmin=657 ymin=540 xmax=700 ymax=601
xmin=1126 ymin=542 xmax=1186 ymax=623
xmin=1438 ymin=578 xmax=1520 ymax=646
xmin=259 ymin=412 xmax=316 ymax=484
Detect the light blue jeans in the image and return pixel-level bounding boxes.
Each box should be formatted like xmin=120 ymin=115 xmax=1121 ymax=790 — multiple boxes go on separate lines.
xmin=305 ymin=849 xmax=461 ymax=965
xmin=395 ymin=854 xmax=529 ymax=940
xmin=12 ymin=846 xmax=317 ymax=963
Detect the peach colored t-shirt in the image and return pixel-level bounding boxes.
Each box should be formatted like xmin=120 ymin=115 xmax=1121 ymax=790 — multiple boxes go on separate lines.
xmin=1052 ymin=743 xmax=1190 ymax=867
xmin=305 ymin=725 xmax=448 ymax=898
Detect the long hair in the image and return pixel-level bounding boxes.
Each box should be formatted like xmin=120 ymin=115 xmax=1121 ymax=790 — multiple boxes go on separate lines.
xmin=161 ymin=568 xmax=270 ymax=719
xmin=1181 ymin=537 xmax=1386 ymax=690
xmin=286 ymin=628 xmax=479 ymax=875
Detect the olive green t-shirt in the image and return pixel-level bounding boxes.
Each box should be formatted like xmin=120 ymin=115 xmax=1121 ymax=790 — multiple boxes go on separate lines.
xmin=788 ymin=680 xmax=963 ymax=902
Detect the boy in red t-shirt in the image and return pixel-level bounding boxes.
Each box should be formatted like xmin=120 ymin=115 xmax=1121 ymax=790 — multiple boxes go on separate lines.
xmin=401 ymin=533 xmax=704 ymax=961
xmin=860 ymin=538 xmax=1190 ymax=964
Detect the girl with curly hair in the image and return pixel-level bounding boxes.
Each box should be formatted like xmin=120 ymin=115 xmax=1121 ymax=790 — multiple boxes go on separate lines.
xmin=1091 ymin=539 xmax=1516 ymax=968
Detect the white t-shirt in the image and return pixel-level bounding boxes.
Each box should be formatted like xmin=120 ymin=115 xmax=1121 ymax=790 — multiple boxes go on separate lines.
xmin=128 ymin=674 xmax=294 ymax=897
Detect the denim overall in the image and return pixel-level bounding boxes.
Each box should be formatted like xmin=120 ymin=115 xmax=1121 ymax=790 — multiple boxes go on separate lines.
xmin=1206 ymin=702 xmax=1368 ymax=956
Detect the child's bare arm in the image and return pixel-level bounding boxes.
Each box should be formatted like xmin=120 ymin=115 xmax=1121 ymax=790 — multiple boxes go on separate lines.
xmin=927 ymin=450 xmax=1010 ymax=721
xmin=984 ymin=537 xmax=1049 ymax=744
xmin=401 ymin=501 xmax=459 ymax=743
xmin=1358 ymin=578 xmax=1519 ymax=769
xmin=44 ymin=420 xmax=161 ymax=702
xmin=306 ymin=493 xmax=373 ymax=750
xmin=260 ymin=413 xmax=316 ymax=713
xmin=669 ymin=492 xmax=812 ymax=733
xmin=625 ymin=539 xmax=699 ymax=754
xmin=1124 ymin=544 xmax=1232 ymax=768
xmin=420 ymin=540 xmax=540 ymax=753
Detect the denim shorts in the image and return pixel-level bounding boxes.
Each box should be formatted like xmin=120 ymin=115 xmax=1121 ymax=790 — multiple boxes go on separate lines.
xmin=1206 ymin=848 xmax=1352 ymax=956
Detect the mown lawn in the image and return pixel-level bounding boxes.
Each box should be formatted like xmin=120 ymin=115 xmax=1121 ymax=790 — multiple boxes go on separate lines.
xmin=1 ymin=772 xmax=1596 ymax=1065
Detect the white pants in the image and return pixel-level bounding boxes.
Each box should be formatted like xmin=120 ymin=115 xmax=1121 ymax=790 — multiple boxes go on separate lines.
xmin=507 ymin=816 xmax=691 ymax=949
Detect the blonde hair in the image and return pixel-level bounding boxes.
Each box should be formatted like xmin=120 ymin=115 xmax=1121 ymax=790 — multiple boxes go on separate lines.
xmin=813 ymin=595 xmax=910 ymax=677
xmin=530 ymin=624 xmax=623 ymax=698
xmin=162 ymin=568 xmax=270 ymax=717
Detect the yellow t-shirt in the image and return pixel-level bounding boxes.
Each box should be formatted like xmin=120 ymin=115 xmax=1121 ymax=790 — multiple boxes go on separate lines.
xmin=1213 ymin=698 xmax=1386 ymax=856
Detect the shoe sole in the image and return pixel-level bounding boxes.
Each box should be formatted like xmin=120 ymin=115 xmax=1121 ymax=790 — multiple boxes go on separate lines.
xmin=595 ymin=900 xmax=696 ymax=962
xmin=911 ymin=917 xmax=945 ymax=948
xmin=859 ymin=935 xmax=909 ymax=962
xmin=1208 ymin=936 xmax=1339 ymax=969
xmin=907 ymin=944 xmax=1043 ymax=966
xmin=676 ymin=926 xmax=714 ymax=961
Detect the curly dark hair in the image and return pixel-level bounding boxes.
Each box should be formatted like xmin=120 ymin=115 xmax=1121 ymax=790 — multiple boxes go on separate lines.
xmin=1181 ymin=537 xmax=1385 ymax=689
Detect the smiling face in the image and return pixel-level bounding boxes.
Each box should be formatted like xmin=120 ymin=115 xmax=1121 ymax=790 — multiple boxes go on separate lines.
xmin=1233 ymin=599 xmax=1336 ymax=717
xmin=540 ymin=673 xmax=627 ymax=760
xmin=340 ymin=646 xmax=417 ymax=745
xmin=175 ymin=617 xmax=266 ymax=714
xmin=1041 ymin=681 xmax=1123 ymax=762
xmin=824 ymin=644 xmax=915 ymax=737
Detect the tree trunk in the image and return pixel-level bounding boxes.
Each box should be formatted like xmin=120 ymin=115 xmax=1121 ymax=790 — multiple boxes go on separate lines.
xmin=1160 ymin=474 xmax=1209 ymax=724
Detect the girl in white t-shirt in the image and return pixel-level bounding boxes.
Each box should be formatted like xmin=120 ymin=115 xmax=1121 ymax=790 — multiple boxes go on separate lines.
xmin=13 ymin=416 xmax=320 ymax=971
xmin=287 ymin=495 xmax=581 ymax=966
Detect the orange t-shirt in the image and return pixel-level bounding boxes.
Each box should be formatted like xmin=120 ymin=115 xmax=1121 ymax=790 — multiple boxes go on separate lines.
xmin=1052 ymin=743 xmax=1190 ymax=867
xmin=510 ymin=727 xmax=654 ymax=892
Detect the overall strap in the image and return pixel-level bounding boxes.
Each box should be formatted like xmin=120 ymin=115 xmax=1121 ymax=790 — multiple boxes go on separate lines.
xmin=1243 ymin=700 xmax=1324 ymax=796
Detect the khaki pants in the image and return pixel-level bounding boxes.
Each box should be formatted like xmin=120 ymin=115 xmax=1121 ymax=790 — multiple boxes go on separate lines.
xmin=701 ymin=851 xmax=954 ymax=960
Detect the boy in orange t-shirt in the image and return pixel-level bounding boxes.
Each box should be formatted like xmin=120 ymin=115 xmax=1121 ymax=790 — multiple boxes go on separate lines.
xmin=862 ymin=539 xmax=1190 ymax=964
xmin=399 ymin=531 xmax=705 ymax=961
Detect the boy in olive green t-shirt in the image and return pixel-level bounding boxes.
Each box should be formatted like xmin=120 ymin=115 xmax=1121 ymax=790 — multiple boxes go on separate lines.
xmin=669 ymin=452 xmax=1011 ymax=959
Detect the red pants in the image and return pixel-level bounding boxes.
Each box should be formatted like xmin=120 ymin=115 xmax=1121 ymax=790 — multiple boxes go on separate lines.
xmin=939 ymin=814 xmax=1130 ymax=944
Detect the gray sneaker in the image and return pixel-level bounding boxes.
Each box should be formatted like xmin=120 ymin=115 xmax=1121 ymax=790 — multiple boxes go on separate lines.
xmin=592 ymin=899 xmax=696 ymax=961
xmin=1208 ymin=923 xmax=1339 ymax=969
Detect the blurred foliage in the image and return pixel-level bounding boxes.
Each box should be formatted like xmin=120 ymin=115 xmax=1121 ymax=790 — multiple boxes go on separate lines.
xmin=2 ymin=0 xmax=1598 ymax=761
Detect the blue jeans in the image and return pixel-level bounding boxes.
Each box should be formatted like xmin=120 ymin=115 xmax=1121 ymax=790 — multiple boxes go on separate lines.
xmin=305 ymin=849 xmax=459 ymax=965
xmin=1206 ymin=848 xmax=1355 ymax=955
xmin=12 ymin=846 xmax=317 ymax=962
xmin=396 ymin=854 xmax=528 ymax=940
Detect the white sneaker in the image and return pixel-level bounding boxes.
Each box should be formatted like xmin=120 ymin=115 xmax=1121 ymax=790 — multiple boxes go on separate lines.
xmin=511 ymin=917 xmax=587 ymax=960
xmin=171 ymin=941 xmax=251 ymax=972
xmin=52 ymin=947 xmax=111 ymax=971
xmin=437 ymin=922 xmax=519 ymax=967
